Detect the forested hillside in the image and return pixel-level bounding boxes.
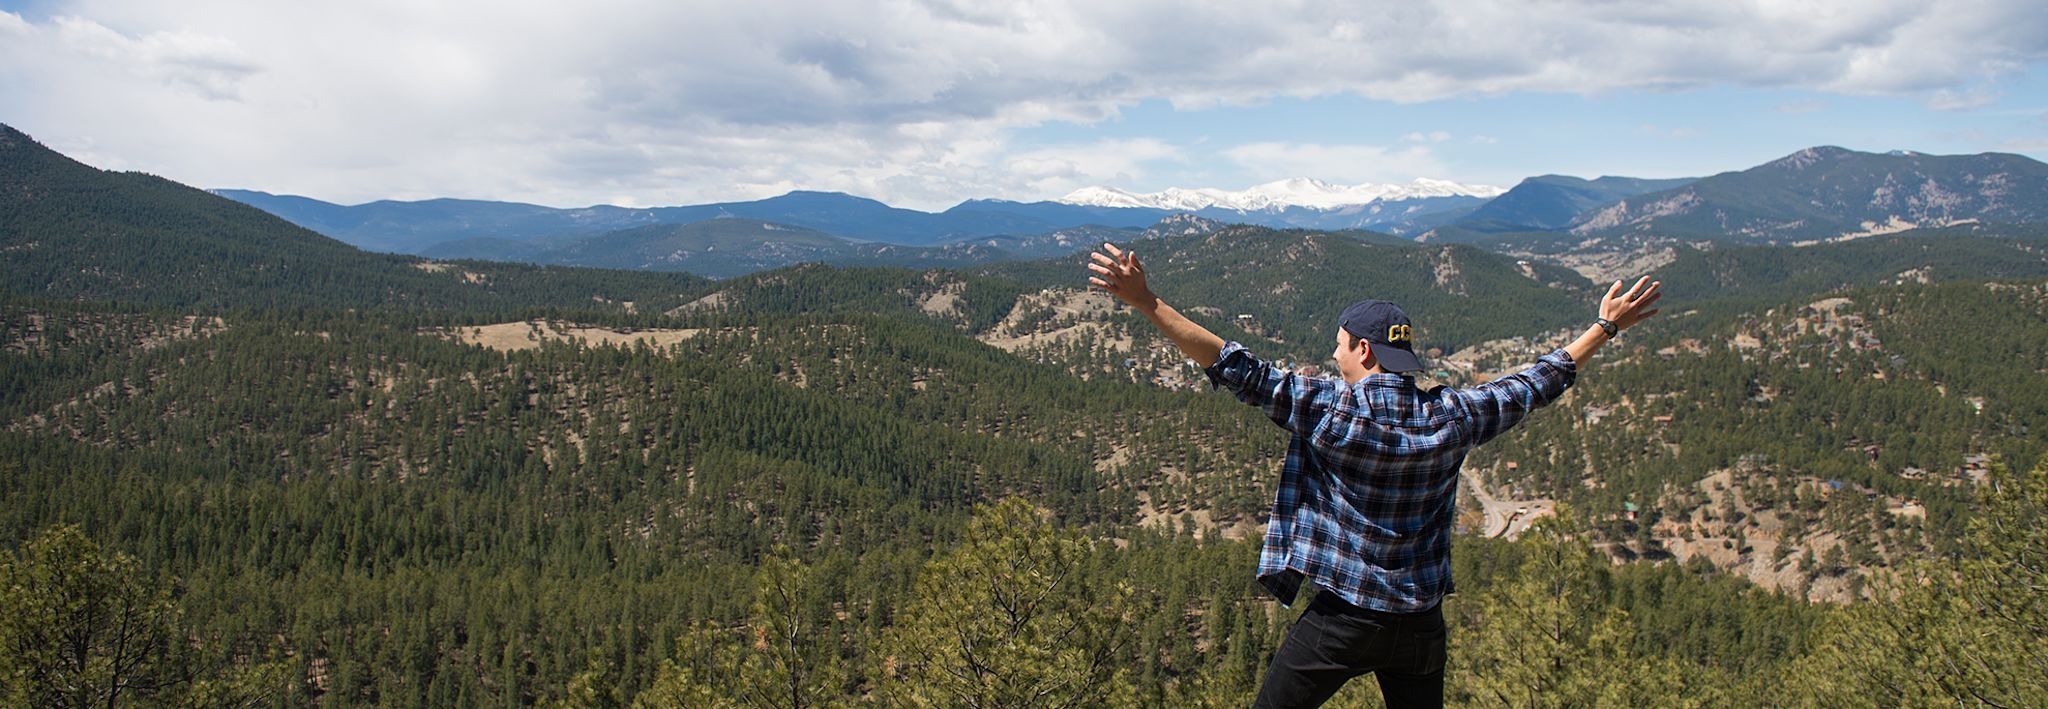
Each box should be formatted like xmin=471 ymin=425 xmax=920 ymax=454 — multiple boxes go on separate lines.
xmin=1472 ymin=279 xmax=2048 ymax=599
xmin=0 ymin=125 xmax=708 ymax=316
xmin=13 ymin=286 xmax=2012 ymax=706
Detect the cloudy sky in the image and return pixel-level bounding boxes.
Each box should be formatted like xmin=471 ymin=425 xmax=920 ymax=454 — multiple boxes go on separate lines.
xmin=3 ymin=0 xmax=2045 ymax=210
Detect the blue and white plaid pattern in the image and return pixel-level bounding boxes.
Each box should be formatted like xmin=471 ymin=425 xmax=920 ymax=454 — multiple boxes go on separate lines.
xmin=1205 ymin=342 xmax=1577 ymax=613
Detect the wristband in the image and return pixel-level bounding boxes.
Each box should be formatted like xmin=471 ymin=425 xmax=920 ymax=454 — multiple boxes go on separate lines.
xmin=1595 ymin=318 xmax=1619 ymax=339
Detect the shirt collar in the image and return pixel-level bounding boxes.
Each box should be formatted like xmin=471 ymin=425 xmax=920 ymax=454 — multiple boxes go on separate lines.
xmin=1358 ymin=372 xmax=1416 ymax=389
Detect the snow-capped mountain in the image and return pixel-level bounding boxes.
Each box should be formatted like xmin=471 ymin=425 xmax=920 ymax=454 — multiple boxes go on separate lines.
xmin=1059 ymin=178 xmax=1506 ymax=212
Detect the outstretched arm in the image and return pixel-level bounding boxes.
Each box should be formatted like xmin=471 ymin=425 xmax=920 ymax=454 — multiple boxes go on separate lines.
xmin=1456 ymin=275 xmax=1665 ymax=445
xmin=1563 ymin=275 xmax=1664 ymax=365
xmin=1090 ymin=242 xmax=1336 ymax=436
xmin=1086 ymin=243 xmax=1224 ymax=367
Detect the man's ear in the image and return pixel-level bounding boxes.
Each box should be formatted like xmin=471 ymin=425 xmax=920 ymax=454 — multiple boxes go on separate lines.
xmin=1359 ymin=341 xmax=1378 ymax=369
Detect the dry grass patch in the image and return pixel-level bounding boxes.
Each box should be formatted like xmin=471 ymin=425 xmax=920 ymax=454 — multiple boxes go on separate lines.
xmin=412 ymin=261 xmax=490 ymax=283
xmin=918 ymin=281 xmax=966 ymax=317
xmin=668 ymin=290 xmax=728 ymax=316
xmin=978 ymin=288 xmax=1131 ymax=353
xmin=445 ymin=321 xmax=703 ymax=352
xmin=1556 ymin=246 xmax=1677 ymax=284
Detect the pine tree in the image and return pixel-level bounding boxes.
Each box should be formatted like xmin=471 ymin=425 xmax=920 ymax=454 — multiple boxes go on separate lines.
xmin=1452 ymin=512 xmax=1707 ymax=708
xmin=876 ymin=498 xmax=1138 ymax=708
xmin=0 ymin=525 xmax=186 ymax=707
xmin=637 ymin=546 xmax=849 ymax=708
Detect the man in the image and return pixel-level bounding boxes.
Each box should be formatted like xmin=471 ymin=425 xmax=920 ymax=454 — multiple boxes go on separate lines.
xmin=1085 ymin=242 xmax=1662 ymax=708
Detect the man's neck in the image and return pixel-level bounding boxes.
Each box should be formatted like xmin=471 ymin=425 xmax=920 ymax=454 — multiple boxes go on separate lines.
xmin=1343 ymin=364 xmax=1388 ymax=385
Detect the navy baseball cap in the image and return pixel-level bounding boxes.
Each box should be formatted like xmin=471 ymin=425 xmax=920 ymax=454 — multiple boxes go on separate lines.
xmin=1339 ymin=299 xmax=1426 ymax=373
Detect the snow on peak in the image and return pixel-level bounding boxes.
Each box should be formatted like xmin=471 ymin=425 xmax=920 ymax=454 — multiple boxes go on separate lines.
xmin=1059 ymin=178 xmax=1505 ymax=211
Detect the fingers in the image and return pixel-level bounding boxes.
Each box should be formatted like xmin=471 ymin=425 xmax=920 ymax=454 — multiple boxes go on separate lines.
xmin=1088 ymin=262 xmax=1120 ymax=286
xmin=1623 ymin=275 xmax=1651 ymax=300
xmin=1103 ymin=242 xmax=1125 ymax=259
xmin=1614 ymin=278 xmax=1662 ymax=307
xmin=1089 ymin=247 xmax=1128 ymax=289
xmin=1619 ymin=289 xmax=1663 ymax=326
xmin=1618 ymin=291 xmax=1664 ymax=328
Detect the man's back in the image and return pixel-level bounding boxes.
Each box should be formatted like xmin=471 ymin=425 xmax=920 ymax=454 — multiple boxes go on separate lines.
xmin=1204 ymin=342 xmax=1578 ymax=612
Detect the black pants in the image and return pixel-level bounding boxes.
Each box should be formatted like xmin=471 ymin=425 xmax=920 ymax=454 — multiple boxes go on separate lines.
xmin=1250 ymin=592 xmax=1447 ymax=709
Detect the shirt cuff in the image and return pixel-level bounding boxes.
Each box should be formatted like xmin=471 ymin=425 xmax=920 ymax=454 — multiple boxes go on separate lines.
xmin=1538 ymin=348 xmax=1579 ymax=389
xmin=1541 ymin=348 xmax=1577 ymax=371
xmin=1202 ymin=341 xmax=1250 ymax=389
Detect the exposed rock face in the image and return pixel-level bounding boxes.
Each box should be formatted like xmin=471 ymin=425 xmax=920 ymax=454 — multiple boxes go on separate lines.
xmin=1567 ymin=147 xmax=2048 ymax=243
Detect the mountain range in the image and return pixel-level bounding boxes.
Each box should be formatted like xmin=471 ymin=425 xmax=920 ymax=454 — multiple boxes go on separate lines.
xmin=214 ymin=177 xmax=1508 ymax=258
xmin=210 ymin=188 xmax=1142 ymax=253
xmin=213 ymin=184 xmax=1491 ymax=258
xmin=12 ymin=116 xmax=2048 ymax=288
xmin=203 ymin=142 xmax=2048 ymax=279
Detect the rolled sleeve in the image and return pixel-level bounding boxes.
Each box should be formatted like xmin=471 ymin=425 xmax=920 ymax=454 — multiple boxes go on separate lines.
xmin=1201 ymin=341 xmax=1254 ymax=390
xmin=1203 ymin=341 xmax=1340 ymax=438
xmin=1455 ymin=348 xmax=1578 ymax=446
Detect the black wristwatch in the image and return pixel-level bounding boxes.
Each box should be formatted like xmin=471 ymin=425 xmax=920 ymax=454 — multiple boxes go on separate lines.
xmin=1595 ymin=318 xmax=1619 ymax=339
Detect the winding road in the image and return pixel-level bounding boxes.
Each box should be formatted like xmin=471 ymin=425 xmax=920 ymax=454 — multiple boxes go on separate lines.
xmin=1464 ymin=468 xmax=1550 ymax=539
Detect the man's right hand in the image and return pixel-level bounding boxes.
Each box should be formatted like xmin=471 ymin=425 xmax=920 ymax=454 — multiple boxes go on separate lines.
xmin=1087 ymin=243 xmax=1157 ymax=311
xmin=1564 ymin=275 xmax=1665 ymax=365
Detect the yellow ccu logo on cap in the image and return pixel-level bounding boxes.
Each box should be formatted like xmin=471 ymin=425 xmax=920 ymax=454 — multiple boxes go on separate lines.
xmin=1386 ymin=324 xmax=1412 ymax=343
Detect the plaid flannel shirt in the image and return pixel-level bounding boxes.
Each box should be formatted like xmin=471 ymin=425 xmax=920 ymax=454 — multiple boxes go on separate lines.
xmin=1204 ymin=341 xmax=1577 ymax=613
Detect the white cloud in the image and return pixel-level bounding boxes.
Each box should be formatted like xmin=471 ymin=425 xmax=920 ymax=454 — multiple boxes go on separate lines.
xmin=2 ymin=0 xmax=2044 ymax=208
xmin=48 ymin=16 xmax=262 ymax=101
xmin=1403 ymin=131 xmax=1452 ymax=143
xmin=1927 ymin=86 xmax=2002 ymax=111
xmin=1002 ymin=138 xmax=1185 ymax=198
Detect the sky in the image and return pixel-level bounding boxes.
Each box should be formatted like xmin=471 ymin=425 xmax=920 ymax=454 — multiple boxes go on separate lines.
xmin=2 ymin=0 xmax=2045 ymax=211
